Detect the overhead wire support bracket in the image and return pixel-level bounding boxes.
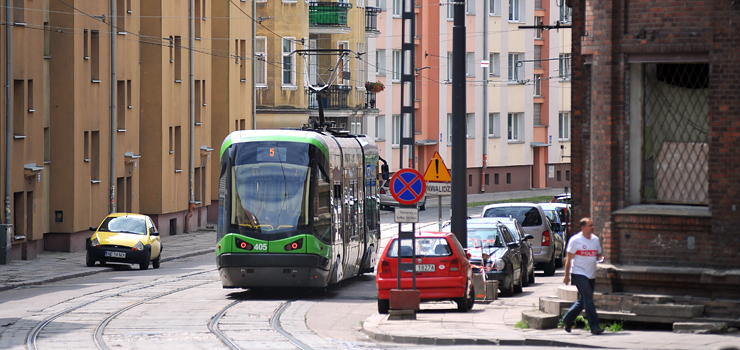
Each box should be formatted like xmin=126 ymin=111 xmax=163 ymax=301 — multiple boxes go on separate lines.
xmin=518 ymin=20 xmax=572 ymax=32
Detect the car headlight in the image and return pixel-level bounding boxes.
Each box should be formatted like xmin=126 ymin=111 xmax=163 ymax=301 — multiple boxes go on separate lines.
xmin=91 ymin=237 xmax=100 ymax=247
xmin=133 ymin=241 xmax=144 ymax=251
xmin=493 ymin=258 xmax=505 ymax=271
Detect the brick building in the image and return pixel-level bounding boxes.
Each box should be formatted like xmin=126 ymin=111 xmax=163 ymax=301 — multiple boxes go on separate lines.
xmin=571 ymin=0 xmax=740 ymax=303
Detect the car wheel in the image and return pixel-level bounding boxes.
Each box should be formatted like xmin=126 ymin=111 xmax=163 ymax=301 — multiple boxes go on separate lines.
xmin=543 ymin=255 xmax=556 ymax=276
xmin=152 ymin=255 xmax=161 ymax=269
xmin=377 ymin=299 xmax=390 ymax=314
xmin=420 ymin=202 xmax=426 ymax=211
xmin=521 ymin=264 xmax=530 ymax=287
xmin=139 ymin=251 xmax=150 ymax=270
xmin=514 ymin=267 xmax=524 ymax=293
xmin=499 ymin=268 xmax=515 ymax=297
xmin=457 ymin=284 xmax=474 ymax=312
xmin=86 ymin=251 xmax=95 ymax=267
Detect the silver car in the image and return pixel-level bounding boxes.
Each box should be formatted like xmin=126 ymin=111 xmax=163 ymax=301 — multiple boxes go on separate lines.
xmin=481 ymin=203 xmax=563 ymax=276
xmin=379 ymin=180 xmax=426 ymax=210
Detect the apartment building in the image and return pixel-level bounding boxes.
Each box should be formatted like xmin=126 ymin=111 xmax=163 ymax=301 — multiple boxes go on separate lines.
xmin=255 ymin=1 xmax=380 ymax=131
xmin=1 ymin=0 xmax=254 ymax=261
xmin=371 ymin=0 xmax=571 ymax=193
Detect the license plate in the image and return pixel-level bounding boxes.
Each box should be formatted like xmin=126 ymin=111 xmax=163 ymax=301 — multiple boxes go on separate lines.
xmin=416 ymin=264 xmax=435 ymax=272
xmin=105 ymin=251 xmax=126 ymax=258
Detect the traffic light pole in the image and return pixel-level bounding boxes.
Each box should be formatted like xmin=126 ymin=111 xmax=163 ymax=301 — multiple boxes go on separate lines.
xmin=451 ymin=1 xmax=468 ymax=248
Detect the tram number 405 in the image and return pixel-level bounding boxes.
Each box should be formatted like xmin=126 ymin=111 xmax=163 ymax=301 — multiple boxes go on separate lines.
xmin=254 ymin=243 xmax=267 ymax=251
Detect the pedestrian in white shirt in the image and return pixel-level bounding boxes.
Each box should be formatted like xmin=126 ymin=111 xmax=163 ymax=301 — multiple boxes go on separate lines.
xmin=562 ymin=217 xmax=604 ymax=335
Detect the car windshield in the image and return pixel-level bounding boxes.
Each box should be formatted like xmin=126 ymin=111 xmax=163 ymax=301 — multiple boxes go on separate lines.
xmin=467 ymin=229 xmax=505 ymax=248
xmin=98 ymin=216 xmax=147 ymax=235
xmin=483 ymin=206 xmax=543 ymax=227
xmin=386 ymin=237 xmax=452 ymax=257
xmin=543 ymin=209 xmax=559 ymax=223
xmin=501 ymin=223 xmax=521 ymax=240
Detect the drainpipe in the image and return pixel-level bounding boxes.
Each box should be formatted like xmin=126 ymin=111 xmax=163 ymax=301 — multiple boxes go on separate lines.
xmin=109 ymin=0 xmax=117 ymax=213
xmin=5 ymin=0 xmax=12 ymax=225
xmin=185 ymin=0 xmax=195 ymax=232
xmin=252 ymin=0 xmax=257 ymax=130
xmin=481 ymin=0 xmax=489 ymax=193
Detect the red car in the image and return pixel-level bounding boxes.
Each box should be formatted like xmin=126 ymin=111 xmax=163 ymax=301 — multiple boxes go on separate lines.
xmin=376 ymin=231 xmax=474 ymax=314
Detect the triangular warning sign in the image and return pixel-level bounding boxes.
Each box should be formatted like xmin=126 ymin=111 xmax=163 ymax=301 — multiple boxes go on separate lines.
xmin=423 ymin=152 xmax=451 ymax=182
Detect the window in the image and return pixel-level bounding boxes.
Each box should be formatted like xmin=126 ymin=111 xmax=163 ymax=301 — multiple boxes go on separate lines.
xmin=375 ymin=115 xmax=385 ymax=140
xmin=535 ymin=0 xmax=542 ymax=9
xmin=392 ymin=50 xmax=401 ymax=81
xmin=195 ymin=0 xmax=202 ymax=37
xmin=338 ymin=41 xmax=349 ymax=85
xmin=566 ymin=170 xmax=570 ymax=181
xmin=168 ymin=127 xmax=173 ymax=153
xmin=466 ymin=52 xmax=475 ymax=77
xmin=534 ymin=103 xmax=542 ymax=126
xmin=255 ymin=37 xmax=267 ymax=86
xmin=447 ymin=113 xmax=452 ymax=144
xmin=534 ymin=46 xmax=542 ymax=68
xmin=485 ymin=174 xmax=489 ymax=185
xmin=559 ymin=112 xmax=570 ymax=140
xmin=495 ymin=173 xmax=499 ymax=184
xmin=557 ymin=170 xmax=561 ymax=181
xmin=91 ymin=131 xmax=100 ymax=180
xmin=376 ymin=49 xmax=386 ymax=76
xmin=13 ymin=0 xmax=24 ymax=24
xmin=534 ymin=74 xmax=542 ymax=96
xmin=84 ymin=131 xmax=90 ymax=161
xmin=447 ymin=52 xmax=453 ymax=81
xmin=174 ymin=36 xmax=182 ymax=82
xmin=239 ymin=39 xmax=247 ymax=82
xmin=507 ymin=112 xmax=520 ymax=141
xmin=560 ymin=4 xmax=572 ymax=23
xmin=488 ymin=113 xmax=500 ymax=137
xmin=378 ymin=0 xmax=386 ymax=11
xmin=13 ymin=80 xmax=23 ymax=136
xmin=91 ymin=30 xmax=100 ymax=82
xmin=117 ymin=80 xmax=126 ymax=129
xmin=83 ymin=30 xmax=89 ymax=59
xmin=466 ymin=113 xmax=474 ymax=138
xmin=27 ymin=80 xmax=33 ymax=112
xmin=127 ymin=80 xmax=132 ymax=108
xmin=282 ymin=38 xmax=295 ymax=86
xmin=535 ymin=16 xmax=543 ymax=39
xmin=468 ymin=174 xmax=473 ymax=187
xmin=117 ymin=0 xmax=126 ymax=32
xmin=559 ymin=54 xmax=571 ymax=80
xmin=393 ymin=0 xmax=401 ymax=16
xmin=509 ymin=0 xmax=520 ymax=22
xmin=466 ymin=0 xmax=475 ymax=15
xmin=195 ymin=80 xmax=202 ymax=123
xmin=490 ymin=53 xmax=500 ymax=76
xmin=506 ymin=173 xmax=511 ymax=184
xmin=447 ymin=1 xmax=454 ymax=20
xmin=175 ymin=126 xmax=182 ymax=170
xmin=44 ymin=22 xmax=50 ymax=57
xmin=489 ymin=0 xmax=500 ymax=15
xmin=508 ymin=53 xmax=522 ymax=81
xmin=392 ymin=115 xmax=401 ymax=145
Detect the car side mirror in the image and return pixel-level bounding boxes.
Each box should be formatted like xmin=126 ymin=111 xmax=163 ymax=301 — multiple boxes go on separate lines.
xmin=89 ymin=226 xmax=97 ymax=231
xmin=523 ymin=234 xmax=534 ymax=241
xmin=507 ymin=241 xmax=520 ymax=248
xmin=150 ymin=231 xmax=159 ymax=236
xmin=381 ymin=164 xmax=389 ymax=180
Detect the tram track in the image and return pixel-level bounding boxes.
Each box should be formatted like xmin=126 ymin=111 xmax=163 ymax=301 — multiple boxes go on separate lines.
xmin=26 ymin=269 xmax=217 ymax=350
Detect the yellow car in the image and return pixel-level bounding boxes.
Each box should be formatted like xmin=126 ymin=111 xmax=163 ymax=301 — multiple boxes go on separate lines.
xmin=86 ymin=213 xmax=162 ymax=270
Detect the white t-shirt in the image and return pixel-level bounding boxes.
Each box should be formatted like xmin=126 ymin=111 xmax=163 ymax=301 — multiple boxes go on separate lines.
xmin=566 ymin=232 xmax=601 ymax=279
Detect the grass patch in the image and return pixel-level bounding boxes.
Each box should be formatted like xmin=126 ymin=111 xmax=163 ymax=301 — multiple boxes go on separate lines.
xmin=605 ymin=321 xmax=623 ymax=333
xmin=515 ymin=320 xmax=530 ymax=329
xmin=575 ymin=315 xmax=590 ymax=331
xmin=468 ymin=195 xmax=553 ymax=208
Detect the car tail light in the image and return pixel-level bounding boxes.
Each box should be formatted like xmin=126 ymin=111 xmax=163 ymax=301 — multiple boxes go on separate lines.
xmin=379 ymin=260 xmax=392 ymax=278
xmin=450 ymin=258 xmax=461 ymax=275
xmin=542 ymin=230 xmax=551 ymax=246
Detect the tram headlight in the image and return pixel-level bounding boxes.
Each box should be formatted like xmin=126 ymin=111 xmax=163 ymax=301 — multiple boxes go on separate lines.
xmin=284 ymin=238 xmax=303 ymax=251
xmin=235 ymin=237 xmax=253 ymax=251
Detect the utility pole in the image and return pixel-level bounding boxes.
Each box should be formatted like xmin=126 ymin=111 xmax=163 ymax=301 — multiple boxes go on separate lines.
xmin=2 ymin=0 xmax=13 ymax=264
xmin=451 ymin=0 xmax=467 ymax=248
xmin=399 ymin=0 xmax=415 ymax=170
xmin=109 ymin=0 xmax=117 ymax=214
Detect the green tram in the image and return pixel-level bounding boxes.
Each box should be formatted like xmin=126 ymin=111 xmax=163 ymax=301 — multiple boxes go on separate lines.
xmin=216 ymin=129 xmax=387 ymax=288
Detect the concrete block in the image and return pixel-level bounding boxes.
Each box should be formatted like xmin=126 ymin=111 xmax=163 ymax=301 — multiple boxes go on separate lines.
xmin=390 ymin=289 xmax=420 ymax=310
xmin=673 ymin=322 xmax=727 ymax=334
xmin=632 ymin=304 xmax=704 ymax=318
xmin=557 ymin=285 xmax=579 ymax=302
xmin=521 ymin=310 xmax=560 ymax=330
xmin=540 ymin=296 xmax=574 ymax=316
xmin=473 ymin=273 xmax=486 ymax=301
xmin=388 ymin=309 xmax=416 ymax=320
xmin=632 ymin=294 xmax=674 ymax=304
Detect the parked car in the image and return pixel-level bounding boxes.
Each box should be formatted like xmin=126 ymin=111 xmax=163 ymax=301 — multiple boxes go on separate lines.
xmin=86 ymin=213 xmax=162 ymax=270
xmin=379 ymin=179 xmax=426 ymax=210
xmin=376 ymin=231 xmax=474 ymax=313
xmin=492 ymin=217 xmax=536 ymax=286
xmin=444 ymin=218 xmax=534 ymax=296
xmin=550 ymin=193 xmax=571 ymax=204
xmin=481 ymin=203 xmax=563 ymax=276
xmin=540 ymin=202 xmax=573 ymax=242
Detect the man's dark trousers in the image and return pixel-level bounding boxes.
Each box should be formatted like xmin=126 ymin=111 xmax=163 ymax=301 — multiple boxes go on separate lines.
xmin=563 ymin=274 xmax=600 ymax=331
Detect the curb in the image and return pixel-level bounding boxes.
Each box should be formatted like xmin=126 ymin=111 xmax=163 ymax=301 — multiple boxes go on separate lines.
xmin=0 ymin=248 xmax=213 ymax=293
xmin=360 ymin=317 xmax=602 ymax=348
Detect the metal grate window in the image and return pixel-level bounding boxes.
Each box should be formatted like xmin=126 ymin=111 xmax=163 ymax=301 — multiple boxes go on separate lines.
xmin=642 ymin=63 xmax=709 ymax=205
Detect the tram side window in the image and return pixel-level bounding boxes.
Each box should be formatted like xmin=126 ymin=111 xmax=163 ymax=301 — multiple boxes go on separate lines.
xmin=365 ymin=177 xmax=377 ymax=230
xmin=314 ymin=168 xmax=332 ymax=244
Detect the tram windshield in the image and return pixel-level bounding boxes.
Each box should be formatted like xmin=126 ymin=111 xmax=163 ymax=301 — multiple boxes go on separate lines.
xmin=230 ymin=141 xmax=312 ymax=234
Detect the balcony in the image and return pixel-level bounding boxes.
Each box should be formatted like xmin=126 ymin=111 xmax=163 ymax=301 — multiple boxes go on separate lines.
xmin=307 ymin=85 xmax=352 ymax=109
xmin=365 ymin=7 xmax=381 ymax=38
xmin=365 ymin=91 xmax=377 ymax=109
xmin=309 ymin=2 xmax=352 ymax=34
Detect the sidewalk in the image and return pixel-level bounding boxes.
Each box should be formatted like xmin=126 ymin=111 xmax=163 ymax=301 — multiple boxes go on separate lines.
xmin=424 ymin=187 xmax=566 ymax=208
xmin=361 ymin=293 xmax=740 ymax=350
